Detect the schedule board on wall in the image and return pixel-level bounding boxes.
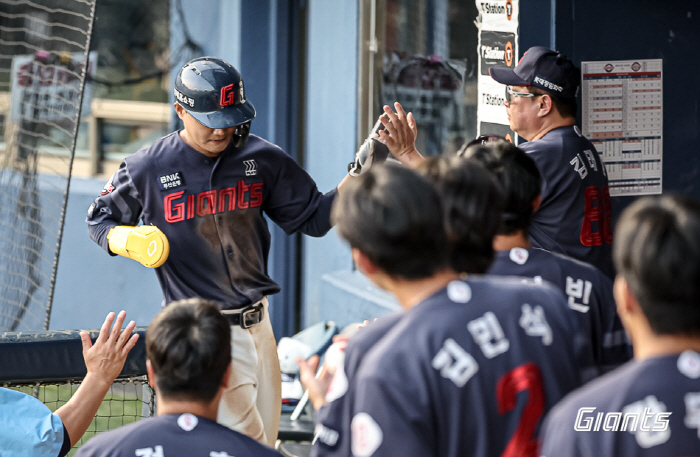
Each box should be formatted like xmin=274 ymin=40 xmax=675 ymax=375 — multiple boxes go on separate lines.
xmin=581 ymin=59 xmax=663 ymax=197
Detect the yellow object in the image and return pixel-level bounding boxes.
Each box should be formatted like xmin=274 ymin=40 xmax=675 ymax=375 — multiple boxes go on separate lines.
xmin=107 ymin=225 xmax=169 ymax=268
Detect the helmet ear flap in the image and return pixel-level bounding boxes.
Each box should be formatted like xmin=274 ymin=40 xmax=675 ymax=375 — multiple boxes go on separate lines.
xmin=233 ymin=121 xmax=251 ymax=148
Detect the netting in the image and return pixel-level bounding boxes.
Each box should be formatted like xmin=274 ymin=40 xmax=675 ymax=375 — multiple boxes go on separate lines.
xmin=0 ymin=0 xmax=97 ymax=331
xmin=6 ymin=377 xmax=156 ymax=455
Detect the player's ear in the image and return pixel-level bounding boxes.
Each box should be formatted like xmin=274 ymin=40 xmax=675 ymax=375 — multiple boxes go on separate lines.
xmin=174 ymin=103 xmax=186 ymax=120
xmin=532 ymin=194 xmax=542 ymax=213
xmin=352 ymin=248 xmax=377 ymax=276
xmin=537 ymin=94 xmax=553 ymax=117
xmin=221 ymin=363 xmax=232 ymax=389
xmin=146 ymin=359 xmax=157 ymax=389
xmin=613 ymin=276 xmax=638 ymax=318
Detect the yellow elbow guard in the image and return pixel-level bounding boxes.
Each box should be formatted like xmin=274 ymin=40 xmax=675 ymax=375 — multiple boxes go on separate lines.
xmin=107 ymin=225 xmax=170 ymax=268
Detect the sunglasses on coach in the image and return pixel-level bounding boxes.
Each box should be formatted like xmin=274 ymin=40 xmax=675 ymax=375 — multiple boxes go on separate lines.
xmin=505 ymin=86 xmax=542 ymax=103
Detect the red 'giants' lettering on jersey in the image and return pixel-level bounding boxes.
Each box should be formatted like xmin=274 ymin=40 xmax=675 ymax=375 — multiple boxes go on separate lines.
xmin=164 ymin=181 xmax=263 ymax=223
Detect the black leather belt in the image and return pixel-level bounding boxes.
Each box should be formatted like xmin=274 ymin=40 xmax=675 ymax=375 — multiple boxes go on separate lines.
xmin=221 ymin=302 xmax=264 ymax=329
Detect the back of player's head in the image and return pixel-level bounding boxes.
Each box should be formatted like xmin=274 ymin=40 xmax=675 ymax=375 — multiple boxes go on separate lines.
xmin=146 ymin=298 xmax=231 ymax=402
xmin=417 ymin=156 xmax=504 ymax=274
xmin=332 ymin=163 xmax=448 ymax=279
xmin=461 ymin=140 xmax=541 ymax=234
xmin=614 ymin=194 xmax=700 ymax=336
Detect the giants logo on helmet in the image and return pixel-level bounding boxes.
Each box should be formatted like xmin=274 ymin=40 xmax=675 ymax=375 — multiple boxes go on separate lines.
xmin=221 ymin=81 xmax=246 ymax=107
xmin=164 ymin=181 xmax=263 ymax=223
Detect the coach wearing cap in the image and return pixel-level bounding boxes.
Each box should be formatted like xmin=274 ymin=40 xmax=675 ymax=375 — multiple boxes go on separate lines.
xmin=489 ymin=46 xmax=614 ymax=278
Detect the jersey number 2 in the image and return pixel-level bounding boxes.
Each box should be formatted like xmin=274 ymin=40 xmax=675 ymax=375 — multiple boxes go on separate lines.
xmin=497 ymin=362 xmax=545 ymax=457
xmin=580 ymin=185 xmax=613 ymax=247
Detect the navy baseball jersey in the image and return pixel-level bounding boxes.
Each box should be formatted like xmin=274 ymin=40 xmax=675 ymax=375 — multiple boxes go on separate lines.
xmin=75 ymin=413 xmax=282 ymax=457
xmin=521 ymin=126 xmax=614 ymax=278
xmin=540 ymin=350 xmax=700 ymax=457
xmin=341 ymin=276 xmax=584 ymax=457
xmin=87 ymin=132 xmax=335 ymax=308
xmin=313 ymin=311 xmax=404 ymax=457
xmin=489 ymin=247 xmax=631 ymax=378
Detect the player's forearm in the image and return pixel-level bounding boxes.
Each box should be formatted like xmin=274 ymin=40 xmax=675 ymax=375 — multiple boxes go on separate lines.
xmin=297 ymin=188 xmax=337 ymax=237
xmin=55 ymin=373 xmax=112 ymax=446
xmin=393 ymin=148 xmax=425 ymax=169
xmin=88 ymin=222 xmax=118 ymax=254
xmin=336 ymin=174 xmax=353 ymax=195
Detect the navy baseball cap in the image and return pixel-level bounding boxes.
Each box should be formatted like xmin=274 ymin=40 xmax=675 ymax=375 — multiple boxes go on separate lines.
xmin=489 ymin=46 xmax=580 ymax=99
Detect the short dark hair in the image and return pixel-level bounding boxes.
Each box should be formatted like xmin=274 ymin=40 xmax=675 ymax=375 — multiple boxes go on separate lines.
xmin=461 ymin=140 xmax=541 ymax=235
xmin=417 ymin=156 xmax=504 ymax=274
xmin=146 ymin=298 xmax=231 ymax=402
xmin=529 ymin=86 xmax=577 ymax=119
xmin=332 ymin=163 xmax=449 ymax=279
xmin=614 ymin=194 xmax=700 ymax=336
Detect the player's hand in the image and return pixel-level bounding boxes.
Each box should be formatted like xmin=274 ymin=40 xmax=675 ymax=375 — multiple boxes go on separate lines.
xmin=377 ymin=102 xmax=423 ymax=167
xmin=348 ymin=118 xmax=391 ymax=177
xmin=108 ymin=225 xmax=169 ymax=268
xmin=296 ymin=354 xmax=333 ymax=409
xmin=80 ymin=311 xmax=139 ymax=386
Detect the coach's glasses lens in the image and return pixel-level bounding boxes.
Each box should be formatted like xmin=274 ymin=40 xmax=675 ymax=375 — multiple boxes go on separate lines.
xmin=505 ymin=86 xmax=536 ymax=103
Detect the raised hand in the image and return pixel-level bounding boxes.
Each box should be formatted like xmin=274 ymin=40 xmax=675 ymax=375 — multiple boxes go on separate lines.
xmin=377 ymin=102 xmax=424 ymax=167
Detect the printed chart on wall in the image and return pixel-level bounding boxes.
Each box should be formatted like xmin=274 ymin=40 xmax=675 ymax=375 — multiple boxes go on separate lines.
xmin=476 ymin=0 xmax=518 ymax=142
xmin=581 ymin=59 xmax=663 ymax=197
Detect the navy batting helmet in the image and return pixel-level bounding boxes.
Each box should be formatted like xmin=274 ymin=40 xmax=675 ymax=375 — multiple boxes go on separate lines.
xmin=174 ymin=57 xmax=256 ymax=146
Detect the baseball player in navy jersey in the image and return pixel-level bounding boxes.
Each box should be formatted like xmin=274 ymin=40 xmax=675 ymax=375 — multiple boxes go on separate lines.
xmin=76 ymin=299 xmax=282 ymax=457
xmin=299 ymin=161 xmax=585 ymax=457
xmin=85 ymin=57 xmax=384 ymax=446
xmin=540 ymin=195 xmax=700 ymax=457
xmin=488 ymin=46 xmax=615 ymax=278
xmin=461 ymin=140 xmax=631 ymax=380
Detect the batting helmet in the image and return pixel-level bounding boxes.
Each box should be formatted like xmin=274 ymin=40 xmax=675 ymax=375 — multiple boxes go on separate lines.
xmin=174 ymin=57 xmax=256 ymax=147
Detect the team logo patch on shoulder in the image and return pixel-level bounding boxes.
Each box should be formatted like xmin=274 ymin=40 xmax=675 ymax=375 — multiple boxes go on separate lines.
xmin=100 ymin=179 xmax=115 ymax=195
xmin=158 ymin=172 xmax=186 ymax=190
xmin=447 ymin=280 xmax=471 ymax=303
xmin=177 ymin=413 xmax=198 ymax=431
xmin=351 ymin=413 xmax=383 ymax=457
xmin=678 ymin=350 xmax=700 ymax=379
xmin=509 ymin=247 xmax=529 ymax=265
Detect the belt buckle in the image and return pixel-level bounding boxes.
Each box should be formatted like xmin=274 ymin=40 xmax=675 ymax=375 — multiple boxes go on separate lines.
xmin=240 ymin=303 xmax=263 ymax=329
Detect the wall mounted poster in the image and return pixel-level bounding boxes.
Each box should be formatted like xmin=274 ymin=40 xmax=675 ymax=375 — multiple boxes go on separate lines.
xmin=581 ymin=59 xmax=663 ymax=196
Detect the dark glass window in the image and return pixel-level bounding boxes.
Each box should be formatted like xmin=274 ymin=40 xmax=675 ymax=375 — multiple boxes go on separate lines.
xmin=381 ymin=0 xmax=478 ymax=156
